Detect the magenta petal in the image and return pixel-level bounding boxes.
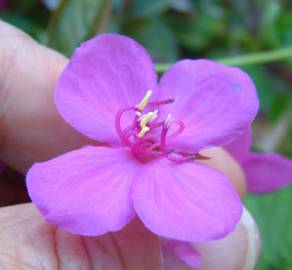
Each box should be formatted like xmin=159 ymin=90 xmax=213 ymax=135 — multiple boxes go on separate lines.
xmin=243 ymin=153 xmax=292 ymax=193
xmin=224 ymin=127 xmax=252 ymax=163
xmin=56 ymin=34 xmax=157 ymax=144
xmin=157 ymin=60 xmax=259 ymax=152
xmin=132 ymin=159 xmax=242 ymax=242
xmin=27 ymin=146 xmax=139 ymax=235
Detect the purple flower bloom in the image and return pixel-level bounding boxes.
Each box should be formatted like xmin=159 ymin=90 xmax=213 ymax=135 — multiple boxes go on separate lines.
xmin=26 ymin=34 xmax=259 ymax=242
xmin=225 ymin=127 xmax=292 ymax=193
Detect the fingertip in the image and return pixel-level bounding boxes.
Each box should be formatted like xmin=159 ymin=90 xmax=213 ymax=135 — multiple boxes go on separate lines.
xmin=193 ymin=207 xmax=260 ymax=270
xmin=240 ymin=207 xmax=261 ymax=269
xmin=0 ymin=22 xmax=91 ymax=172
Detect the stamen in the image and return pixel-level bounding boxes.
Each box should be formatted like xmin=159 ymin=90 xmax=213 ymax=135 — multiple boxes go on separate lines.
xmin=168 ymin=120 xmax=185 ymax=140
xmin=160 ymin=117 xmax=192 ymax=164
xmin=148 ymin=98 xmax=175 ymax=107
xmin=138 ymin=127 xmax=150 ymax=138
xmin=164 ymin=113 xmax=173 ymax=128
xmin=136 ymin=90 xmax=152 ymax=111
xmin=116 ymin=91 xmax=198 ymax=164
xmin=115 ymin=106 xmax=136 ymax=145
xmin=138 ymin=110 xmax=158 ymax=138
xmin=139 ymin=110 xmax=158 ymax=126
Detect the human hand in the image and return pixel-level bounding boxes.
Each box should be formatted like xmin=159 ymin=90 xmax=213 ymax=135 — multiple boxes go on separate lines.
xmin=0 ymin=21 xmax=259 ymax=270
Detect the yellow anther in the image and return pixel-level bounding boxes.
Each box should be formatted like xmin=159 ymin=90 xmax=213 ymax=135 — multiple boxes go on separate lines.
xmin=138 ymin=127 xmax=150 ymax=138
xmin=137 ymin=110 xmax=158 ymax=138
xmin=140 ymin=111 xmax=156 ymax=129
xmin=136 ymin=90 xmax=152 ymax=111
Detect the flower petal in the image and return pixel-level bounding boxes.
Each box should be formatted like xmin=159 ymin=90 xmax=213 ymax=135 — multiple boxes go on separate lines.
xmin=157 ymin=60 xmax=259 ymax=152
xmin=132 ymin=159 xmax=242 ymax=242
xmin=27 ymin=146 xmax=139 ymax=235
xmin=243 ymin=153 xmax=292 ymax=193
xmin=55 ymin=34 xmax=157 ymax=144
xmin=224 ymin=127 xmax=252 ymax=163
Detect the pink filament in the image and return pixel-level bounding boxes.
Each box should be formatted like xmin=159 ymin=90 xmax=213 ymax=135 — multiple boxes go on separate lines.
xmin=115 ymin=106 xmax=136 ymax=145
xmin=148 ymin=98 xmax=175 ymax=107
xmin=160 ymin=122 xmax=194 ymax=164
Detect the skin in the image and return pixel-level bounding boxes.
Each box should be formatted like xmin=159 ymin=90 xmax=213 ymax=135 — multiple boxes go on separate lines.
xmin=0 ymin=21 xmax=259 ymax=270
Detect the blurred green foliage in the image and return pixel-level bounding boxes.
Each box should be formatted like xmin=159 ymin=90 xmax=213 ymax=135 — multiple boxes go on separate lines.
xmin=245 ymin=186 xmax=292 ymax=270
xmin=47 ymin=0 xmax=110 ymax=55
xmin=1 ymin=0 xmax=292 ymax=269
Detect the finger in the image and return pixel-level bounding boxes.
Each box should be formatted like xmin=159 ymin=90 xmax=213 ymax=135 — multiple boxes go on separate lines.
xmin=162 ymin=207 xmax=260 ymax=270
xmin=193 ymin=207 xmax=260 ymax=270
xmin=0 ymin=21 xmax=91 ymax=172
xmin=0 ymin=203 xmax=163 ymax=270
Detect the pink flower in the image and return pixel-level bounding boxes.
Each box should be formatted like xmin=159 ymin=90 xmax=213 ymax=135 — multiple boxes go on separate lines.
xmin=26 ymin=34 xmax=259 ymax=242
xmin=225 ymin=127 xmax=292 ymax=193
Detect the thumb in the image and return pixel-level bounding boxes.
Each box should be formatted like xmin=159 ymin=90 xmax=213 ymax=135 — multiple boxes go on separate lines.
xmin=161 ymin=207 xmax=260 ymax=270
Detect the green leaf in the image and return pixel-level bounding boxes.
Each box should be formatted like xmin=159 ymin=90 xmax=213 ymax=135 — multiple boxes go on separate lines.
xmin=129 ymin=0 xmax=169 ymax=17
xmin=258 ymin=0 xmax=282 ymax=48
xmin=47 ymin=0 xmax=111 ymax=56
xmin=269 ymin=92 xmax=292 ymax=122
xmin=169 ymin=0 xmax=192 ymax=13
xmin=277 ymin=10 xmax=292 ymax=47
xmin=243 ymin=66 xmax=277 ymax=112
xmin=1 ymin=11 xmax=46 ymax=42
xmin=166 ymin=14 xmax=224 ymax=51
xmin=124 ymin=18 xmax=178 ymax=63
xmin=245 ymin=186 xmax=292 ymax=269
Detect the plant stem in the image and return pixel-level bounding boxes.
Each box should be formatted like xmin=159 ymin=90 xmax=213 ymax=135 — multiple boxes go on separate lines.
xmin=155 ymin=47 xmax=292 ymax=73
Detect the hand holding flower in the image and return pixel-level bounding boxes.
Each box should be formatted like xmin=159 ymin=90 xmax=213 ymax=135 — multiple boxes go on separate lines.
xmin=0 ymin=21 xmax=263 ymax=270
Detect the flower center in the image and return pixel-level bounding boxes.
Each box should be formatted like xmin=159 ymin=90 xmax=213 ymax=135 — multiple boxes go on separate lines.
xmin=115 ymin=90 xmax=208 ymax=163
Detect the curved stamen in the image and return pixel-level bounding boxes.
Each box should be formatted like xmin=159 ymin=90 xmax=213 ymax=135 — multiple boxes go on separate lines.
xmin=160 ymin=123 xmax=171 ymax=158
xmin=168 ymin=120 xmax=185 ymax=140
xmin=115 ymin=106 xmax=136 ymax=145
xmin=160 ymin=120 xmax=196 ymax=164
xmin=124 ymin=127 xmax=137 ymax=145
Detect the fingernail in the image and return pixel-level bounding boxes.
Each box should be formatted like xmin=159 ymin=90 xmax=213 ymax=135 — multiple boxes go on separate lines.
xmin=192 ymin=207 xmax=260 ymax=270
xmin=240 ymin=207 xmax=261 ymax=270
xmin=161 ymin=207 xmax=260 ymax=270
